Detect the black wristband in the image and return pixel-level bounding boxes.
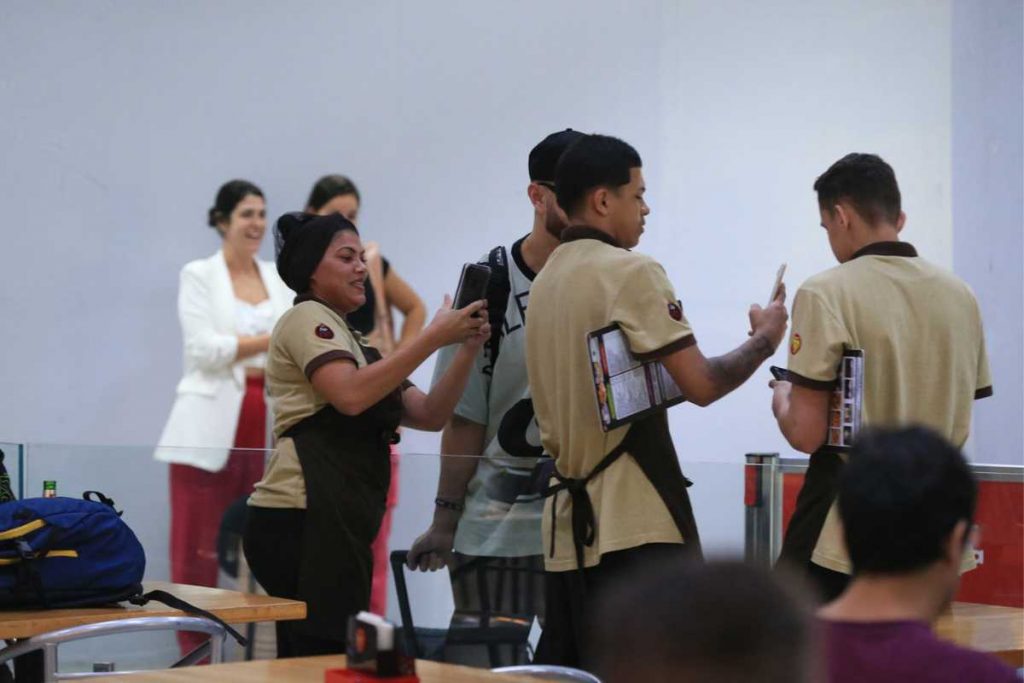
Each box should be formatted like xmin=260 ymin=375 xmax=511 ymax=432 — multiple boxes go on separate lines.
xmin=434 ymin=497 xmax=464 ymax=512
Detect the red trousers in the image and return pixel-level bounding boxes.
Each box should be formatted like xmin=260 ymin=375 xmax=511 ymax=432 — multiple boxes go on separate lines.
xmin=368 ymin=445 xmax=399 ymax=615
xmin=169 ymin=375 xmax=266 ymax=656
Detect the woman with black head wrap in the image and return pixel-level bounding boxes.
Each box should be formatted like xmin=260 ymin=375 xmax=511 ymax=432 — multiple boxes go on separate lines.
xmin=243 ymin=212 xmax=488 ymax=658
xmin=304 ymin=174 xmax=426 ymax=618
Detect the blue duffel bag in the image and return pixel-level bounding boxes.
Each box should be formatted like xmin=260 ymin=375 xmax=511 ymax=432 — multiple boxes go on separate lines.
xmin=0 ymin=491 xmax=145 ymax=608
xmin=0 ymin=489 xmax=247 ymax=647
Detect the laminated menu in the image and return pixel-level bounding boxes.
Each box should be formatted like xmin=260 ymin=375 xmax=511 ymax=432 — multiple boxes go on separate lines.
xmin=588 ymin=324 xmax=685 ymax=431
xmin=826 ymin=348 xmax=865 ymax=450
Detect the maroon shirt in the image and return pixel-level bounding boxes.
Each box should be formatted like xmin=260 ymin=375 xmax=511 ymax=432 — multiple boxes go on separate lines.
xmin=822 ymin=619 xmax=1019 ymax=683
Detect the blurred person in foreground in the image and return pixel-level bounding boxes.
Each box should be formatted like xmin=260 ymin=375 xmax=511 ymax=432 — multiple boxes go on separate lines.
xmin=819 ymin=426 xmax=1019 ymax=683
xmin=593 ymin=559 xmax=815 ymax=683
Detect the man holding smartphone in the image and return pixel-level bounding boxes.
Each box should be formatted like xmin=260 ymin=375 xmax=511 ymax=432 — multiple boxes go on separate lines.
xmin=406 ymin=130 xmax=584 ymax=640
xmin=771 ymin=153 xmax=993 ymax=601
xmin=525 ymin=134 xmax=788 ymax=667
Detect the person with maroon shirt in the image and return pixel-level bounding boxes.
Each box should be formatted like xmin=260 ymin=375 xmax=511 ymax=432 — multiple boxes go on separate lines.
xmin=819 ymin=426 xmax=1018 ymax=683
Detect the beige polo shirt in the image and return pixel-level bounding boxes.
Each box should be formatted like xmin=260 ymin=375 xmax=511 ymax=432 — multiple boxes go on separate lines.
xmin=248 ymin=297 xmax=368 ymax=509
xmin=526 ymin=227 xmax=696 ymax=571
xmin=786 ymin=242 xmax=992 ymax=574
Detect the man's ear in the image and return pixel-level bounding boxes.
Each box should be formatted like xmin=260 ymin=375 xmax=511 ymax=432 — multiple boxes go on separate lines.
xmin=895 ymin=210 xmax=906 ymax=233
xmin=591 ymin=187 xmax=611 ymax=217
xmin=526 ymin=183 xmax=545 ymax=211
xmin=833 ymin=203 xmax=852 ymax=232
xmin=944 ymin=519 xmax=970 ymax=566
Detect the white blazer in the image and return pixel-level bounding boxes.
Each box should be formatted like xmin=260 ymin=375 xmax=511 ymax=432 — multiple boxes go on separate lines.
xmin=155 ymin=250 xmax=293 ymax=472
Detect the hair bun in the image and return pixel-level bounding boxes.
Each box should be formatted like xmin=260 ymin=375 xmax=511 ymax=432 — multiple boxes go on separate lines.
xmin=207 ymin=207 xmax=219 ymax=228
xmin=275 ymin=212 xmax=315 ymax=240
xmin=274 ymin=211 xmax=318 ymax=258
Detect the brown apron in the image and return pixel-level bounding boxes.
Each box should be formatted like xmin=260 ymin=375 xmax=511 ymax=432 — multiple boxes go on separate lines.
xmin=284 ymin=345 xmax=403 ymax=642
xmin=543 ymin=410 xmax=703 ymax=575
xmin=777 ymin=448 xmax=844 ymax=569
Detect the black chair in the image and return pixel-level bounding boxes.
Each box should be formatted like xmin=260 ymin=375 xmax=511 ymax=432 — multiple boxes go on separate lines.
xmin=390 ymin=550 xmax=538 ymax=667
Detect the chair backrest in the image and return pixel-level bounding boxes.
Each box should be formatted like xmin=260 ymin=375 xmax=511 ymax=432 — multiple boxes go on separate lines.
xmin=448 ymin=554 xmax=543 ymax=619
xmin=492 ymin=664 xmax=602 ymax=682
xmin=389 ymin=550 xmax=421 ymax=657
xmin=0 ymin=616 xmax=228 ymax=681
xmin=389 ymin=550 xmax=536 ymax=667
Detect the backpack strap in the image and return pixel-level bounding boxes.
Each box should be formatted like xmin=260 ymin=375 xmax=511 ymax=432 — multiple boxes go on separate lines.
xmin=483 ymin=245 xmax=511 ymax=375
xmin=83 ymin=490 xmax=121 ymax=516
xmin=131 ymin=590 xmax=248 ymax=646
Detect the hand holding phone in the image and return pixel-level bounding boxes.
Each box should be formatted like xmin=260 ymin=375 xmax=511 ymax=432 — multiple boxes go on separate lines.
xmin=453 ymin=263 xmax=491 ymax=310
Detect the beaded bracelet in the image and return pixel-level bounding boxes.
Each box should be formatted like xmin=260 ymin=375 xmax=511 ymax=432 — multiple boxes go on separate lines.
xmin=434 ymin=497 xmax=465 ymax=512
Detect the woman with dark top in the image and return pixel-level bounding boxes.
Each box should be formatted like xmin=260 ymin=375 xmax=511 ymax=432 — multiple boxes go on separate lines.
xmin=243 ymin=212 xmax=488 ymax=657
xmin=305 ymin=174 xmax=426 ymax=615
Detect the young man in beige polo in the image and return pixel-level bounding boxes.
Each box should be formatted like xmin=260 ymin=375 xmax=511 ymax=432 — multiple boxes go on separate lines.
xmin=525 ymin=134 xmax=789 ymax=667
xmin=771 ymin=153 xmax=993 ymax=602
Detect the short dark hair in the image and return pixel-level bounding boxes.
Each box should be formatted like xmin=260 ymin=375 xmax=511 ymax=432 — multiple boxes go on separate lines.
xmin=839 ymin=426 xmax=977 ymax=575
xmin=554 ymin=134 xmax=642 ymax=218
xmin=306 ymin=174 xmax=361 ymax=212
xmin=813 ymin=153 xmax=901 ymax=226
xmin=593 ymin=559 xmax=813 ymax=683
xmin=208 ymin=179 xmax=263 ymax=229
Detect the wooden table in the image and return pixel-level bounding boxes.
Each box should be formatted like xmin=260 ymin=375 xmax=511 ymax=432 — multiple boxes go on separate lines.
xmin=935 ymin=601 xmax=1024 ymax=667
xmin=89 ymin=656 xmax=533 ymax=682
xmin=0 ymin=581 xmax=306 ymax=639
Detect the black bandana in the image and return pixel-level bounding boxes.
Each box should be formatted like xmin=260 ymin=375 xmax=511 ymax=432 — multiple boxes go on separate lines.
xmin=274 ymin=212 xmax=358 ymax=293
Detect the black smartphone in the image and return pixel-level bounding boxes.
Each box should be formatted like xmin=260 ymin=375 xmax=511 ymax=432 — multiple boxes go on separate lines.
xmin=769 ymin=365 xmax=788 ymax=381
xmin=453 ymin=263 xmax=491 ymax=310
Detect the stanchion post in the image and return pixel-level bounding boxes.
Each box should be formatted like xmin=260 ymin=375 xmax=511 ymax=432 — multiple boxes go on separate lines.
xmin=744 ymin=453 xmax=779 ymax=567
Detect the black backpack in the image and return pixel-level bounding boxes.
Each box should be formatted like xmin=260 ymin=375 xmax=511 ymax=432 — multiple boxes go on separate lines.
xmin=481 ymin=245 xmax=511 ymax=377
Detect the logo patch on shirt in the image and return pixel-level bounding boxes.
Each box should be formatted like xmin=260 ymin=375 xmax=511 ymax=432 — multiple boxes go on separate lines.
xmin=667 ymin=301 xmax=683 ymax=321
xmin=315 ymin=323 xmax=335 ymax=340
xmin=790 ymin=333 xmax=802 ymax=355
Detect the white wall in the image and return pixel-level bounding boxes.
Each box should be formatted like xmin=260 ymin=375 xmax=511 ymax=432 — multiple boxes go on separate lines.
xmin=952 ymin=0 xmax=1024 ymax=466
xmin=0 ymin=0 xmax=958 ymax=458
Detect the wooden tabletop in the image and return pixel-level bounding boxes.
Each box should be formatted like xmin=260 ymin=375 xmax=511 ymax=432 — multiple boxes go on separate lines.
xmin=89 ymin=656 xmax=534 ymax=682
xmin=0 ymin=581 xmax=306 ymax=639
xmin=935 ymin=601 xmax=1024 ymax=667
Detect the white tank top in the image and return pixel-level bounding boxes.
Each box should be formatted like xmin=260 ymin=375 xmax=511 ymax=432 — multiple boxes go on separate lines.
xmin=235 ymin=298 xmax=274 ymax=369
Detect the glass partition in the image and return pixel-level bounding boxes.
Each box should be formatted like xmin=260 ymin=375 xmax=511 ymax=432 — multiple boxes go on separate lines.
xmin=2 ymin=442 xmax=1020 ymax=673
xmin=0 ymin=442 xmax=777 ymax=672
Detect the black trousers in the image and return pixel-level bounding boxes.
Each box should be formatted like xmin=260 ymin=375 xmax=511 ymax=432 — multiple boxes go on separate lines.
xmin=533 ymin=543 xmax=689 ymax=669
xmin=242 ymin=506 xmax=345 ymax=658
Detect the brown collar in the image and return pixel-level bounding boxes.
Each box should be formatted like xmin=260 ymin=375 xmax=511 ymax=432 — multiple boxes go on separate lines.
xmin=850 ymin=241 xmax=918 ymax=260
xmin=560 ymin=225 xmax=621 ymax=248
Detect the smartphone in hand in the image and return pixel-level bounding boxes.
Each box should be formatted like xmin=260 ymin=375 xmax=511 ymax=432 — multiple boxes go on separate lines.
xmin=453 ymin=263 xmax=491 ymax=310
xmin=768 ymin=263 xmax=787 ymax=305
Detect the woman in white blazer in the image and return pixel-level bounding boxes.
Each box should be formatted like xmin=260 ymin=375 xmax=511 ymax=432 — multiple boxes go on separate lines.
xmin=155 ymin=179 xmax=292 ymax=654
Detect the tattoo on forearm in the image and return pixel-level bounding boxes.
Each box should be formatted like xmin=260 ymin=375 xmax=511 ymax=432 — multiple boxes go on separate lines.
xmin=706 ymin=335 xmax=773 ymax=394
